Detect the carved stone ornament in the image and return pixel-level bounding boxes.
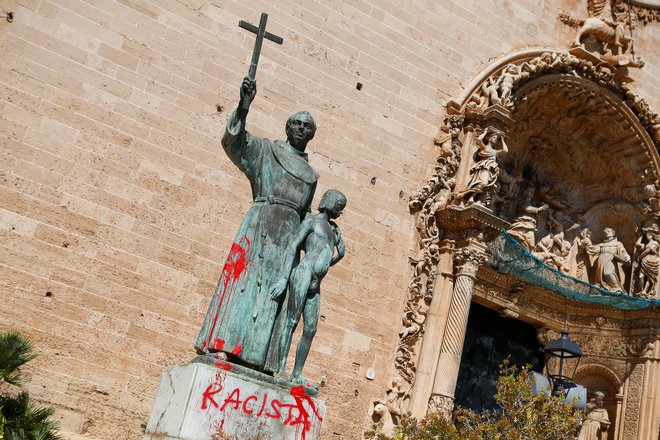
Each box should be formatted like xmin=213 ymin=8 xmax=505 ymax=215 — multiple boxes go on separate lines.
xmin=409 ymin=115 xmax=465 ymax=216
xmin=382 ymin=116 xmax=466 ymax=400
xmin=632 ymin=222 xmax=660 ymax=298
xmin=453 ymin=247 xmax=488 ymax=278
xmin=464 ymin=51 xmax=660 ymax=149
xmin=453 ymin=128 xmax=509 ymax=207
xmin=558 ymin=0 xmax=645 ymax=68
xmin=427 ymin=394 xmax=454 ymax=419
xmin=623 ymin=363 xmax=644 ymax=439
xmin=382 ymin=41 xmax=660 ymax=430
xmin=618 ymin=1 xmax=660 ymax=24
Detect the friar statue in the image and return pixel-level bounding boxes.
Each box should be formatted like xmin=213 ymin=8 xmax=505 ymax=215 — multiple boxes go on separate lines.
xmin=195 ymin=76 xmax=319 ymax=371
xmin=578 ymin=391 xmax=610 ymax=440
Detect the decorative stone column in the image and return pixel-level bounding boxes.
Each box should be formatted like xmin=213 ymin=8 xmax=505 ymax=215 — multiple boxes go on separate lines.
xmin=427 ymin=246 xmax=487 ymax=416
xmin=614 ymin=389 xmax=624 ymax=440
xmin=637 ymin=340 xmax=660 ymax=440
xmin=407 ymin=240 xmax=456 ymax=417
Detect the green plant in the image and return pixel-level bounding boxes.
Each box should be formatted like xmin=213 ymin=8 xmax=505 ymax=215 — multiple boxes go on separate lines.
xmin=0 ymin=331 xmax=62 ymax=440
xmin=0 ymin=332 xmax=37 ymax=386
xmin=367 ymin=362 xmax=581 ymax=440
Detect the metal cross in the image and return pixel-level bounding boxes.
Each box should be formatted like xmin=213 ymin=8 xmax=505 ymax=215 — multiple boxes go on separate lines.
xmin=238 ymin=13 xmax=284 ymax=81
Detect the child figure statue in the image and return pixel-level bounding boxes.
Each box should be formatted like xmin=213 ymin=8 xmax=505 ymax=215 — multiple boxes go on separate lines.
xmin=265 ymin=189 xmax=347 ymax=385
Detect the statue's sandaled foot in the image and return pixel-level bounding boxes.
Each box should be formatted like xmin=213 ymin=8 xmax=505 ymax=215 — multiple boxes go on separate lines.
xmin=290 ymin=373 xmax=318 ymax=392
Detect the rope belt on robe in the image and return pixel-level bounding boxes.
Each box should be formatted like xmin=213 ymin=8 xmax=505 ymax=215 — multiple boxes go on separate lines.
xmin=253 ymin=195 xmax=307 ymax=212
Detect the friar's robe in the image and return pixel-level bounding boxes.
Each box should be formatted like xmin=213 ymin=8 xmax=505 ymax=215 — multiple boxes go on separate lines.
xmin=195 ymin=111 xmax=318 ymax=369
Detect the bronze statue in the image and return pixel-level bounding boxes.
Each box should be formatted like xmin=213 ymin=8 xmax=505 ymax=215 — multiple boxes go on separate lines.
xmin=195 ymin=76 xmax=319 ymax=371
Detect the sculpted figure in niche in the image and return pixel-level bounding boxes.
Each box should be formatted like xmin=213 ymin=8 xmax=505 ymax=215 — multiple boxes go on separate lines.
xmin=195 ymin=76 xmax=319 ymax=370
xmin=506 ymin=186 xmax=549 ymax=251
xmin=635 ymin=223 xmax=660 ymax=298
xmin=371 ymin=399 xmax=397 ymax=438
xmin=573 ymin=228 xmax=595 ymax=282
xmin=588 ymin=228 xmax=631 ymax=293
xmin=454 ymin=128 xmax=508 ymax=206
xmin=498 ymin=64 xmax=518 ymax=106
xmin=578 ymin=391 xmax=610 ymax=440
xmin=385 ymin=376 xmax=405 ymax=425
xmin=536 ymin=210 xmax=576 ymax=272
xmin=399 ymin=296 xmax=430 ymax=339
xmin=573 ymin=0 xmax=629 ymax=55
xmin=265 ymin=190 xmax=346 ymax=383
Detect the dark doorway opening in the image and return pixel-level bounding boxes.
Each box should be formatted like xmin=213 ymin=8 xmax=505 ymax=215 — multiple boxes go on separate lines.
xmin=453 ymin=302 xmax=543 ymax=412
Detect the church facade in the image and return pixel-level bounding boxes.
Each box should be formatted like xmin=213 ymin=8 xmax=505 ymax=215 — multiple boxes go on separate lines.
xmin=0 ymin=0 xmax=658 ymax=438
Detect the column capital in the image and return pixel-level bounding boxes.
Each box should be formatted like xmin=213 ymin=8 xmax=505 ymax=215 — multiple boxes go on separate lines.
xmin=452 ymin=247 xmax=488 ymax=278
xmin=427 ymin=394 xmax=454 ymax=419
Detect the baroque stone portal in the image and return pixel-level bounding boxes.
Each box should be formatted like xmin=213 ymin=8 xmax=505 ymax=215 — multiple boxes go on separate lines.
xmin=373 ymin=42 xmax=660 ymax=439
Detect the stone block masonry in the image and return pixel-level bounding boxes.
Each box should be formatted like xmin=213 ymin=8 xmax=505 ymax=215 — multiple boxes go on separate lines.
xmin=0 ymin=0 xmax=658 ymax=438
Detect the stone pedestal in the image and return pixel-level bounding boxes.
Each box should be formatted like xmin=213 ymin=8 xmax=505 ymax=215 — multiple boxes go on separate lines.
xmin=144 ymin=362 xmax=325 ymax=440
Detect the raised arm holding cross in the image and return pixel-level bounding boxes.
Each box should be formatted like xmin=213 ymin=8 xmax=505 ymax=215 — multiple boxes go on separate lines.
xmin=237 ymin=13 xmax=284 ymax=113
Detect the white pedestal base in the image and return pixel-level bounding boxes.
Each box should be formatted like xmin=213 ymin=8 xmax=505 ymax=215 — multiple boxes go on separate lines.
xmin=144 ymin=362 xmax=325 ymax=440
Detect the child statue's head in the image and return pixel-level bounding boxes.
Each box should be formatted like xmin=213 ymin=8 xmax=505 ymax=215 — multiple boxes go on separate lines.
xmin=319 ymin=190 xmax=347 ymax=218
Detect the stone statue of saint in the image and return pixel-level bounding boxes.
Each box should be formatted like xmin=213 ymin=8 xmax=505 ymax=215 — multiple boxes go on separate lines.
xmin=578 ymin=391 xmax=610 ymax=440
xmin=264 ymin=190 xmax=346 ymax=383
xmin=454 ymin=128 xmax=508 ymax=205
xmin=589 ymin=227 xmax=631 ymax=293
xmin=635 ymin=223 xmax=660 ymax=298
xmin=195 ymin=76 xmax=319 ymax=371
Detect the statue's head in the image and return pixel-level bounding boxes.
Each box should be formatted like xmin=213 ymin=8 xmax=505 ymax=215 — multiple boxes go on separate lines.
xmin=319 ymin=189 xmax=346 ymax=218
xmin=594 ymin=391 xmax=605 ymax=405
xmin=603 ymin=227 xmax=616 ymax=240
xmin=285 ymin=111 xmax=316 ymax=151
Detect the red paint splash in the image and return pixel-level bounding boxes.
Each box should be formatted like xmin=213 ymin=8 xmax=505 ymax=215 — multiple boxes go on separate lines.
xmin=211 ymin=338 xmax=225 ymax=352
xmin=207 ymin=236 xmax=251 ymax=350
xmin=289 ymin=385 xmax=323 ymax=440
xmin=214 ymin=361 xmax=232 ymax=371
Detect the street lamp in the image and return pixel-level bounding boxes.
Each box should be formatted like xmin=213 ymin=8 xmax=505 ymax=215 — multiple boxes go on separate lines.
xmin=543 ymin=332 xmax=583 ymax=397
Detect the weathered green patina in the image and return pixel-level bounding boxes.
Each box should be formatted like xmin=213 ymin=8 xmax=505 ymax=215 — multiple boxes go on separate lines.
xmin=265 ymin=190 xmax=347 ymax=383
xmin=195 ymin=77 xmax=319 ymax=370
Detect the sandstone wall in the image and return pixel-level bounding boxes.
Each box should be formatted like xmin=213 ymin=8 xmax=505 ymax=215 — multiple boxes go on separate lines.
xmin=0 ymin=0 xmax=657 ymax=438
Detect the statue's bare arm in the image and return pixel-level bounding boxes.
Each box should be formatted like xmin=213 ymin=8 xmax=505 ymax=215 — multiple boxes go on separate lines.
xmin=270 ymin=218 xmax=314 ymax=300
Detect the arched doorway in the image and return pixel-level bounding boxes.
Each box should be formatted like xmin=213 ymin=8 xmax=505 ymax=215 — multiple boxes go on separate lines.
xmin=454 ymin=302 xmax=543 ymax=412
xmin=575 ymin=364 xmax=621 ymax=439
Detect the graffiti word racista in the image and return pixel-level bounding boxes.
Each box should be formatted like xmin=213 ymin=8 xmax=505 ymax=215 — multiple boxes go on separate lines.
xmin=201 ymin=382 xmax=321 ymax=439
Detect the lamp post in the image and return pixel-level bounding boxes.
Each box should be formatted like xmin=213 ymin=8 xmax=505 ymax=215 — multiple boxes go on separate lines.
xmin=543 ymin=332 xmax=583 ymax=397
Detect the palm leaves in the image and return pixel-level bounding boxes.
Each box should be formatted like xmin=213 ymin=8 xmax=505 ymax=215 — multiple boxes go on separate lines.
xmin=0 ymin=332 xmax=37 ymax=386
xmin=1 ymin=392 xmax=61 ymax=440
xmin=0 ymin=330 xmax=62 ymax=440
